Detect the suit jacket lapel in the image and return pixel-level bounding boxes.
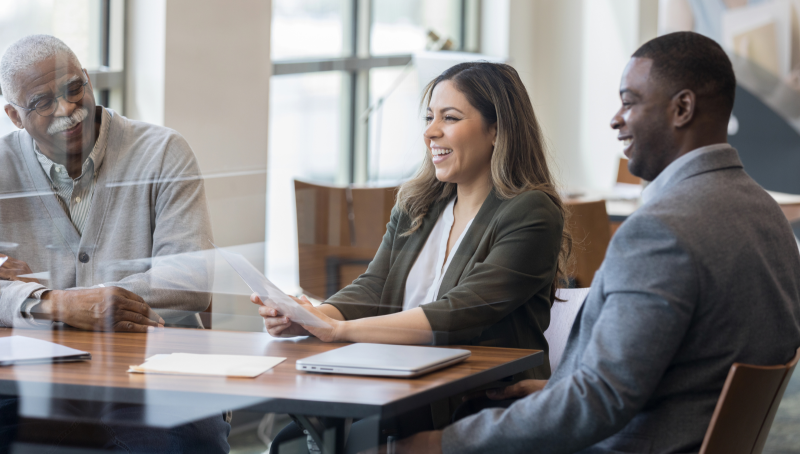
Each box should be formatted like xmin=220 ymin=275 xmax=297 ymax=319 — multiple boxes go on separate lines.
xmin=18 ymin=132 xmax=80 ymax=256
xmin=381 ymin=196 xmax=452 ymax=312
xmin=437 ymin=191 xmax=503 ymax=299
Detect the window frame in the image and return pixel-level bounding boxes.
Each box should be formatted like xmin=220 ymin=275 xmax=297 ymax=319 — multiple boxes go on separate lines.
xmin=271 ymin=0 xmax=477 ymax=184
xmin=0 ymin=0 xmax=125 ymax=113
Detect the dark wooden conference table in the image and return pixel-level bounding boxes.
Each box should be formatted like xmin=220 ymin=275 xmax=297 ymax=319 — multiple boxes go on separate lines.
xmin=0 ymin=325 xmax=542 ymax=453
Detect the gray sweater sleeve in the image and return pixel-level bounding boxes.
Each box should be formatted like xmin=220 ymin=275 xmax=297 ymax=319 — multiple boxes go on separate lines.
xmin=441 ymin=216 xmax=699 ymax=454
xmin=0 ymin=280 xmax=47 ymax=328
xmin=90 ymin=134 xmax=214 ymax=324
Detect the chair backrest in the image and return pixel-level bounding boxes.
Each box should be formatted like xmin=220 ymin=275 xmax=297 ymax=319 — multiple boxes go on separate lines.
xmin=700 ymin=346 xmax=800 ymax=454
xmin=545 ymin=288 xmax=590 ymax=373
xmin=617 ymin=157 xmax=640 ymax=184
xmin=294 ymin=180 xmax=396 ymax=299
xmin=565 ymin=199 xmax=611 ymax=287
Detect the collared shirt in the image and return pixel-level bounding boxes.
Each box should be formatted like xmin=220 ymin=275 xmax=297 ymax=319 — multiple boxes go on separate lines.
xmin=640 ymin=143 xmax=731 ymax=205
xmin=32 ymin=107 xmax=111 ymax=235
xmin=21 ymin=107 xmax=111 ymax=321
xmin=403 ymin=198 xmax=476 ymax=311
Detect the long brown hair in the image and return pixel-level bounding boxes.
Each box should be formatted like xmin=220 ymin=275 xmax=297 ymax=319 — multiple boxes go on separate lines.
xmin=396 ymin=62 xmax=573 ymax=292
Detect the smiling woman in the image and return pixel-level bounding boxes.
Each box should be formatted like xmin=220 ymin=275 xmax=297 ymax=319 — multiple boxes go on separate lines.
xmin=258 ymin=60 xmax=572 ymax=454
xmin=256 ymin=62 xmax=571 ymax=368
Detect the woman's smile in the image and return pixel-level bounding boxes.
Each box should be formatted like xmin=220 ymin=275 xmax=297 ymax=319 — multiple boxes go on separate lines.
xmin=431 ymin=145 xmax=454 ymax=164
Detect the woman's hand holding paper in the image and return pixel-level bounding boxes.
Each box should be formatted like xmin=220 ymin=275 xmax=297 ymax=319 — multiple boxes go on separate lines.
xmin=251 ymin=294 xmax=343 ymax=340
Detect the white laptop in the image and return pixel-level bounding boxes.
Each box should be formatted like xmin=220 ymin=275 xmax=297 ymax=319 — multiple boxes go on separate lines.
xmin=296 ymin=343 xmax=471 ymax=378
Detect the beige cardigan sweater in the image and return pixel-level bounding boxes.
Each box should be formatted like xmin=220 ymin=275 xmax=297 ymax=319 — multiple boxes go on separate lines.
xmin=0 ymin=108 xmax=213 ymax=328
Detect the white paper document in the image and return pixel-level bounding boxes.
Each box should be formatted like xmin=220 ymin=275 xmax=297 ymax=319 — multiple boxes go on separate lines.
xmin=128 ymin=353 xmax=286 ymax=378
xmin=0 ymin=256 xmax=7 ymax=267
xmin=0 ymin=336 xmax=91 ymax=366
xmin=214 ymin=245 xmax=329 ymax=328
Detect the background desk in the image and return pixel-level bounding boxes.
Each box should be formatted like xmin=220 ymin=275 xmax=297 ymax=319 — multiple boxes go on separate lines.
xmin=0 ymin=327 xmax=541 ymax=452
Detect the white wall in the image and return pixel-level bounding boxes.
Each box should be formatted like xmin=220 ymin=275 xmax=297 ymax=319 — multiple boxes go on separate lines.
xmin=481 ymin=0 xmax=659 ymax=191
xmin=125 ymin=0 xmax=270 ymax=250
xmin=163 ymin=0 xmax=270 ymax=250
xmin=124 ymin=0 xmax=166 ymax=125
xmin=579 ymin=0 xmax=641 ymax=190
xmin=125 ymin=0 xmax=271 ymax=330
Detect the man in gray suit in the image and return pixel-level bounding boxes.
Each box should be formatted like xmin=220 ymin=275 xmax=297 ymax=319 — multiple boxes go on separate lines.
xmin=393 ymin=32 xmax=800 ymax=454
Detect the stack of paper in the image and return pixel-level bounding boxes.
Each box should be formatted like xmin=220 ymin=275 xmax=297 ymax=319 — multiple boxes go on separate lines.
xmin=128 ymin=353 xmax=285 ymax=378
xmin=0 ymin=336 xmax=91 ymax=366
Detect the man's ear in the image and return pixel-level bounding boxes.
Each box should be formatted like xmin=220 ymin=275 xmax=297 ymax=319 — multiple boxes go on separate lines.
xmin=4 ymin=104 xmax=24 ymax=129
xmin=671 ymin=89 xmax=696 ymax=128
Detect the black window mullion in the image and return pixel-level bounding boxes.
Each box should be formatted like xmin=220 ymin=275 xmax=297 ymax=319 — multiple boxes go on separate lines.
xmin=99 ymin=0 xmax=111 ymax=107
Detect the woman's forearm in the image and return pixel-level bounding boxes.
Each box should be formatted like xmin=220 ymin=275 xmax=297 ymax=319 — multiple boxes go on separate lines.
xmin=318 ymin=303 xmax=346 ymax=321
xmin=337 ymin=307 xmax=433 ymax=344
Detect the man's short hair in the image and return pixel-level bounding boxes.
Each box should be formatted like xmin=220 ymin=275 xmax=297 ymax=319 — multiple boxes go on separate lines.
xmin=0 ymin=35 xmax=81 ymax=105
xmin=633 ymin=32 xmax=736 ymax=116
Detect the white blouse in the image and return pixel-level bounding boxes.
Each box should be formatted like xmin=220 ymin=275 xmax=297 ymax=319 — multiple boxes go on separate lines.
xmin=402 ymin=198 xmax=475 ymax=311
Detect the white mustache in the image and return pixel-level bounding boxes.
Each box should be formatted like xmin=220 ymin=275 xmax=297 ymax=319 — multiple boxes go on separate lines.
xmin=47 ymin=107 xmax=89 ymax=135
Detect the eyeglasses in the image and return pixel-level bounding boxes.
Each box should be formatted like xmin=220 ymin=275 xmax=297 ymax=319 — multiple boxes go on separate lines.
xmin=10 ymin=80 xmax=89 ymax=117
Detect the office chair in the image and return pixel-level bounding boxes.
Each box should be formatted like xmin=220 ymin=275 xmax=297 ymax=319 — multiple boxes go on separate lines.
xmin=294 ymin=180 xmax=396 ymax=300
xmin=699 ymin=346 xmax=800 ymax=454
xmin=565 ymin=199 xmax=612 ymax=288
xmin=545 ymin=288 xmax=590 ymax=373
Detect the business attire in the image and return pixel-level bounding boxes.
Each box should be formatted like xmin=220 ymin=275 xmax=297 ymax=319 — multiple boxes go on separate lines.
xmin=0 ymin=106 xmax=228 ymax=452
xmin=326 ymin=189 xmax=564 ymax=375
xmin=269 ymin=188 xmax=564 ymax=454
xmin=442 ymin=145 xmax=800 ymax=453
xmin=0 ymin=106 xmax=214 ymax=328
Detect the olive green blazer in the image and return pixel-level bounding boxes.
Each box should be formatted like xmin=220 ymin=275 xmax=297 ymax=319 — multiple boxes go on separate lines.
xmin=325 ymin=189 xmax=564 ymax=379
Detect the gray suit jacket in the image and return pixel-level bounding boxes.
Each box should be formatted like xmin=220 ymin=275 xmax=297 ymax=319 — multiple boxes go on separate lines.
xmin=0 ymin=109 xmax=214 ymax=328
xmin=442 ymin=147 xmax=800 ymax=453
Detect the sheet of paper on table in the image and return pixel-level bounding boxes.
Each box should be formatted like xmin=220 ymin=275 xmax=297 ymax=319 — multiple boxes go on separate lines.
xmin=213 ymin=243 xmax=329 ymax=328
xmin=128 ymin=353 xmax=286 ymax=378
xmin=0 ymin=336 xmax=91 ymax=366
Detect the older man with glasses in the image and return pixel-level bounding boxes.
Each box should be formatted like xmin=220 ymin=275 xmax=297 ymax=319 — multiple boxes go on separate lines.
xmin=0 ymin=35 xmax=228 ymax=452
xmin=0 ymin=33 xmax=214 ymax=331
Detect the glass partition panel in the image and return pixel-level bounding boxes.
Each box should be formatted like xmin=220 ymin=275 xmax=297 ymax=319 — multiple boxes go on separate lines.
xmin=266 ymin=71 xmax=343 ymax=292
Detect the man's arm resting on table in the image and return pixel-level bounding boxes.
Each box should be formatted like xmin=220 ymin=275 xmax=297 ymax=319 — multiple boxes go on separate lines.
xmin=18 ymin=288 xmax=165 ymax=332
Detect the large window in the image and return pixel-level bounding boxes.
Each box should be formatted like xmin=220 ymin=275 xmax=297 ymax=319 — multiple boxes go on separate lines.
xmin=267 ymin=0 xmax=476 ymax=290
xmin=0 ymin=0 xmax=125 ymax=136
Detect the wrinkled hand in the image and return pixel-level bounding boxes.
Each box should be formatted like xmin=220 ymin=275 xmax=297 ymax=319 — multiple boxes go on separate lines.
xmin=485 ymin=379 xmax=548 ymax=400
xmin=42 ymin=287 xmax=164 ymax=332
xmin=251 ymin=293 xmax=340 ymax=341
xmin=0 ymin=254 xmax=39 ymax=284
